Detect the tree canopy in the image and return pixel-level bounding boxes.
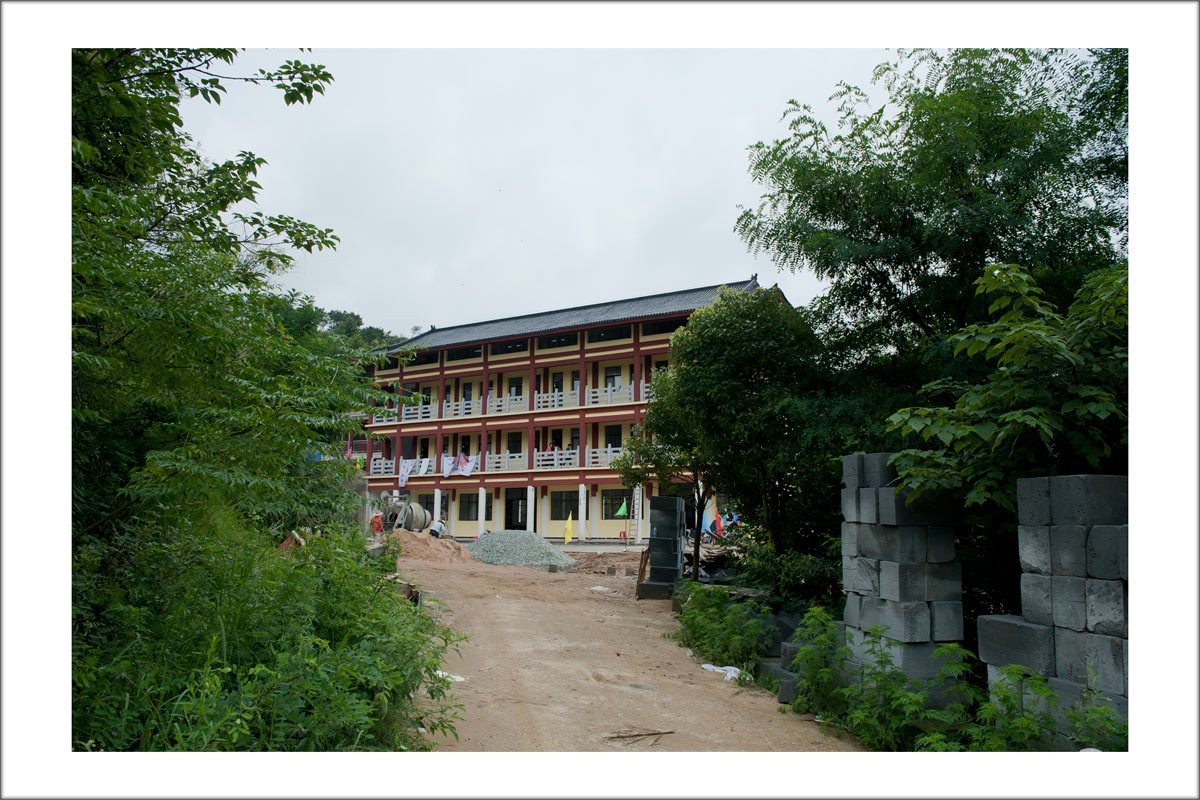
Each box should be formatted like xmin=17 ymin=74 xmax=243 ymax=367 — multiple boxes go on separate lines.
xmin=735 ymin=48 xmax=1127 ymax=364
xmin=72 ymin=49 xmax=456 ymax=751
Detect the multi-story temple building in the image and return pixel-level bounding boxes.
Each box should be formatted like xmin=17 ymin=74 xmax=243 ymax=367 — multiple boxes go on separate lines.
xmin=360 ymin=276 xmax=761 ymax=540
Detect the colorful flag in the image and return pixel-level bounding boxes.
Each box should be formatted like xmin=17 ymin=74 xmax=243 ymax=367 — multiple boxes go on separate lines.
xmin=564 ymin=512 xmax=573 ymax=544
xmin=616 ymin=499 xmax=628 ymax=518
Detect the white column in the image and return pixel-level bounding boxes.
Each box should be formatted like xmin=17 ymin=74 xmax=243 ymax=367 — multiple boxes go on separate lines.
xmin=433 ymin=489 xmax=443 ymax=530
xmin=526 ymin=485 xmax=536 ymax=532
xmin=591 ymin=491 xmax=601 ymax=540
xmin=478 ymin=487 xmax=487 ymax=537
xmin=578 ymin=483 xmax=588 ymax=540
xmin=633 ymin=484 xmax=643 ymax=544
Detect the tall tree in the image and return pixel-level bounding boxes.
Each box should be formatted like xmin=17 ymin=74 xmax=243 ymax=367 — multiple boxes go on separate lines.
xmin=735 ymin=48 xmax=1126 ymax=366
xmin=654 ymin=287 xmax=844 ymax=557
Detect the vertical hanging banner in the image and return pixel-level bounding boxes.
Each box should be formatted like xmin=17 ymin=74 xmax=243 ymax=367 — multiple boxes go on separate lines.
xmin=398 ymin=458 xmax=415 ymax=487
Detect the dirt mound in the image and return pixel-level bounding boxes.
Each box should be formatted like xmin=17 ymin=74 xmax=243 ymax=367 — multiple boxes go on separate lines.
xmin=386 ymin=529 xmax=474 ymax=564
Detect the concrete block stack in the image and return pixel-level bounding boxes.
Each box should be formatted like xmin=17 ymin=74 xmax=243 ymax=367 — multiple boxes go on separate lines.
xmin=838 ymin=453 xmax=964 ymax=681
xmin=976 ymin=475 xmax=1128 ymax=749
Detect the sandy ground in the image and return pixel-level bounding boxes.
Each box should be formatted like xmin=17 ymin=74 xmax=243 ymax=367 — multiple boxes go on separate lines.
xmin=389 ymin=533 xmax=863 ymax=753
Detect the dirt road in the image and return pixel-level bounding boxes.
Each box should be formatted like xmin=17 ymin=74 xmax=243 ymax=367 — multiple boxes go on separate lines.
xmin=395 ymin=544 xmax=862 ymax=752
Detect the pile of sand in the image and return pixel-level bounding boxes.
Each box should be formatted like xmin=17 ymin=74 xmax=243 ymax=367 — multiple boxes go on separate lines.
xmin=385 ymin=529 xmax=474 ymax=564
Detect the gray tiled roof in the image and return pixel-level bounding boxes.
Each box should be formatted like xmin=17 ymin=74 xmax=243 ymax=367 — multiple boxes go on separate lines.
xmin=386 ymin=276 xmax=761 ymax=353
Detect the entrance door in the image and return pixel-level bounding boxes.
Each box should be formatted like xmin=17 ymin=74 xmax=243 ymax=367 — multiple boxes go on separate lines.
xmin=505 ymin=488 xmax=528 ymax=531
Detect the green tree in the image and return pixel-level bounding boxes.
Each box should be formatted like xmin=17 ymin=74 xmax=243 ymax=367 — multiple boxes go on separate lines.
xmin=736 ymin=48 xmax=1126 ymax=365
xmin=886 ymin=262 xmax=1128 ymax=512
xmin=72 ymin=49 xmax=456 ymax=750
xmin=658 ymin=287 xmax=842 ymax=558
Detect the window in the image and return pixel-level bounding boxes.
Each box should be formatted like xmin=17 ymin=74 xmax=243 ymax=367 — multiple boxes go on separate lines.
xmin=459 ymin=493 xmax=494 ymax=521
xmin=446 ymin=345 xmax=482 ymax=361
xmin=604 ymin=366 xmax=622 ymax=388
xmin=538 ymin=332 xmax=577 ymax=349
xmin=506 ymin=432 xmax=522 ymax=454
xmin=549 ymin=491 xmax=579 ymax=521
xmin=491 ymin=339 xmax=529 ymax=356
xmin=602 ymin=489 xmax=633 ymax=519
xmin=417 ymin=493 xmax=434 ymax=511
xmin=550 ymin=372 xmax=563 ymax=392
xmin=654 ymin=360 xmax=669 ymax=372
xmin=642 ymin=318 xmax=684 ymax=336
xmin=407 ymin=350 xmax=438 ymax=366
xmin=507 ymin=377 xmax=523 ymax=396
xmin=587 ymin=324 xmax=631 ymax=343
xmin=461 ymin=383 xmax=473 ymax=401
xmin=604 ymin=425 xmax=622 ymax=449
xmin=569 ymin=428 xmax=580 ymax=449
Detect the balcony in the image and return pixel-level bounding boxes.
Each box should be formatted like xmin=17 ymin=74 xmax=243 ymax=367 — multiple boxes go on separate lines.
xmin=486 ymin=452 xmax=528 ymax=472
xmin=370 ymin=458 xmax=396 ymax=476
xmin=443 ymin=398 xmax=482 ymax=418
xmin=587 ymin=384 xmax=634 ymax=406
xmin=533 ymin=448 xmax=580 ymax=469
xmin=534 ymin=390 xmax=581 ymax=410
xmin=488 ymin=394 xmax=529 ymax=414
xmin=401 ymin=403 xmax=437 ymax=422
xmin=585 ymin=445 xmax=624 ymax=468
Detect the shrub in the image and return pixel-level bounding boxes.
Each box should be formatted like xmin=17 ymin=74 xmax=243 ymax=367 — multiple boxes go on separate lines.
xmin=675 ymin=582 xmax=777 ymax=677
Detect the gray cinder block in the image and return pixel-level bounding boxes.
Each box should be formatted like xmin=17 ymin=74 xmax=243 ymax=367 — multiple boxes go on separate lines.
xmin=1055 ymin=628 xmax=1126 ymax=695
xmin=1050 ymin=525 xmax=1088 ymax=577
xmin=926 ymin=526 xmax=956 ymax=563
xmin=1020 ymin=573 xmax=1054 ymax=626
xmin=879 ymin=561 xmax=925 ymax=602
xmin=1086 ymin=579 xmax=1127 ymax=637
xmin=777 ymin=673 xmax=798 ymax=704
xmin=1087 ymin=525 xmax=1127 ymax=580
xmin=841 ymin=488 xmax=859 ymax=522
xmin=862 ymin=452 xmax=898 ymax=488
xmin=1051 ymin=576 xmax=1087 ymax=631
xmin=858 ymin=488 xmax=878 ymax=524
xmin=1016 ymin=477 xmax=1051 ymax=526
xmin=842 ymin=556 xmax=880 ymax=595
xmin=930 ymin=601 xmax=963 ymax=641
xmin=860 ymin=598 xmax=931 ymax=643
xmin=1044 ymin=676 xmax=1127 ymax=734
xmin=845 ymin=634 xmax=950 ymax=680
xmin=840 ymin=522 xmax=860 ymax=556
xmin=1049 ymin=475 xmax=1128 ymax=526
xmin=925 ymin=562 xmax=962 ymax=601
xmin=843 ymin=592 xmax=863 ymax=627
xmin=843 ymin=452 xmax=866 ymax=489
xmin=977 ymin=614 xmax=1056 ymax=675
xmin=857 ymin=524 xmax=926 ymax=563
xmin=877 ymin=487 xmax=959 ymax=526
xmin=1018 ymin=526 xmax=1052 ymax=575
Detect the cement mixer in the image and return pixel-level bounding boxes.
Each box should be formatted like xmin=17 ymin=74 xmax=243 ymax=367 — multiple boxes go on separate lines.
xmin=378 ymin=492 xmax=433 ymax=532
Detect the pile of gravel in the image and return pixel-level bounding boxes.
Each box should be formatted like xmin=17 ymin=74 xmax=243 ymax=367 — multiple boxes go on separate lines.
xmin=466 ymin=530 xmax=575 ymax=569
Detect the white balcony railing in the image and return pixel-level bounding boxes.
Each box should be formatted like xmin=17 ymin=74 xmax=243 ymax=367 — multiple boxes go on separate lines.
xmin=534 ymin=390 xmax=581 ymax=410
xmin=487 ymin=394 xmax=528 ymax=415
xmin=585 ymin=445 xmax=624 ymax=468
xmin=640 ymin=381 xmax=652 ymax=402
xmin=442 ymin=398 xmax=482 ymax=418
xmin=400 ymin=403 xmax=437 ymax=422
xmin=587 ymin=384 xmax=634 ymax=406
xmin=486 ymin=452 xmax=529 ymax=472
xmin=370 ymin=458 xmax=396 ymax=476
xmin=533 ymin=448 xmax=579 ymax=469
xmin=371 ymin=411 xmax=398 ymax=424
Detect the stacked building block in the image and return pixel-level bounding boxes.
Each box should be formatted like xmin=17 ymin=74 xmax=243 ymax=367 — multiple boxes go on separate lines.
xmin=976 ymin=475 xmax=1128 ymax=749
xmin=836 ymin=452 xmax=964 ymax=685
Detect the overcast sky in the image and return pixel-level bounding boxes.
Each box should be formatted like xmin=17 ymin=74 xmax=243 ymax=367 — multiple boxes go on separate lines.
xmin=180 ymin=48 xmax=891 ymax=336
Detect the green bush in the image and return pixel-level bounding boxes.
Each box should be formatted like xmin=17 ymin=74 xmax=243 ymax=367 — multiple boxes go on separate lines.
xmin=73 ymin=501 xmax=463 ymax=751
xmin=786 ymin=608 xmax=1126 ymax=752
xmin=722 ymin=524 xmax=841 ymax=608
xmin=675 ymin=582 xmax=778 ymax=677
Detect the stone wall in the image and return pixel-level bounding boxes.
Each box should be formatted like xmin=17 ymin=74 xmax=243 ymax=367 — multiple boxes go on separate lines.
xmin=773 ymin=457 xmax=1129 ymax=752
xmin=835 ymin=452 xmax=965 ymax=684
xmin=976 ymin=475 xmax=1128 ymax=749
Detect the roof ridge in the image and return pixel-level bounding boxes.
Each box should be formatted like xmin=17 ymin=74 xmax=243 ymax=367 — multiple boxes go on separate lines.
xmin=391 ymin=276 xmax=757 ymax=353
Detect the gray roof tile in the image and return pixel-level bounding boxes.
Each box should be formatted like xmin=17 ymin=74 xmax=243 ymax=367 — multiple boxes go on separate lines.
xmin=386 ymin=276 xmax=760 ymax=353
